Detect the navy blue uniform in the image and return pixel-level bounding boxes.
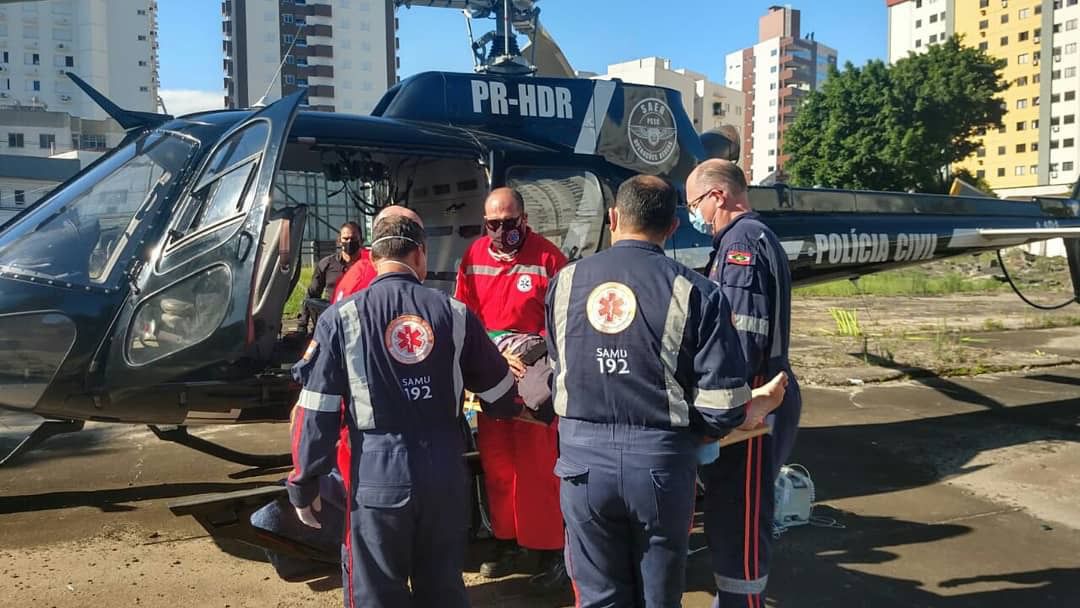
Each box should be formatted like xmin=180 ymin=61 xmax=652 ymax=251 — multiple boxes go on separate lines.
xmin=287 ymin=272 xmax=522 ymax=608
xmin=703 ymin=212 xmax=802 ymax=607
xmin=546 ymin=239 xmax=752 ymax=607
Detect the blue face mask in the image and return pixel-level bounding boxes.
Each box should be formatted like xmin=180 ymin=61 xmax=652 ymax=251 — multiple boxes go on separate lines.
xmin=689 ymin=206 xmax=713 ymax=236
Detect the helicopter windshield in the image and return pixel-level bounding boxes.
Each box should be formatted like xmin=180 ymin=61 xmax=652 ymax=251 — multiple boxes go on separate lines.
xmin=0 ymin=131 xmax=198 ymax=288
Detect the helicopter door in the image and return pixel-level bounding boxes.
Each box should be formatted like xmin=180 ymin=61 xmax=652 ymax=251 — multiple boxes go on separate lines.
xmin=495 ymin=153 xmax=614 ymax=263
xmin=101 ymin=92 xmax=304 ymax=396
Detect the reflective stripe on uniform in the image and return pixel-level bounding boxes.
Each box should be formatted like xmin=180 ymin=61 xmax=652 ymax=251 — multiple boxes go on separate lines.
xmin=661 ymin=274 xmax=693 ymax=427
xmin=297 ymin=389 xmax=341 ymax=412
xmin=551 ymin=264 xmax=577 ymax=416
xmin=464 ymin=264 xmax=548 ymax=277
xmin=476 ymin=370 xmax=515 ymax=402
xmin=696 ymin=383 xmax=751 ymax=411
xmin=733 ymin=314 xmax=770 ymax=336
xmin=449 ymin=298 xmax=468 ymax=404
xmin=715 ymin=573 xmax=768 ymax=595
xmin=340 ymin=299 xmax=375 ymax=430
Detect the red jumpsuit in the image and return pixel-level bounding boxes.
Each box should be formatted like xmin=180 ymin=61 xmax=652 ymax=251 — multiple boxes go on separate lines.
xmin=454 ymin=229 xmax=568 ymax=551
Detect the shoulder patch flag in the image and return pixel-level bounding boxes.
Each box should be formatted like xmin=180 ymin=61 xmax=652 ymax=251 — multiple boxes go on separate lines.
xmin=303 ymin=340 xmax=319 ymax=361
xmin=726 ymin=250 xmax=753 ymax=266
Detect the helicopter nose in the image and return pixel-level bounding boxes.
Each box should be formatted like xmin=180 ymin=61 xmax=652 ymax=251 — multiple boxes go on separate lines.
xmin=0 ymin=312 xmax=76 ymax=411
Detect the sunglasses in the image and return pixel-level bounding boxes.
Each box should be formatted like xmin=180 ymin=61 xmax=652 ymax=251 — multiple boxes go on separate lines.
xmin=484 ymin=217 xmax=522 ymax=232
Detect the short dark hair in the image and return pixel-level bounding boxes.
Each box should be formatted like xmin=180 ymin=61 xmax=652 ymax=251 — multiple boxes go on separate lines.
xmin=370 ymin=216 xmax=425 ymax=261
xmin=340 ymin=221 xmax=361 ymax=234
xmin=615 ymin=175 xmax=678 ymax=235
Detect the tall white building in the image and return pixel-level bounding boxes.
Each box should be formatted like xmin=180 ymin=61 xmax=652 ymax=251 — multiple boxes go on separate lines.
xmin=600 ymin=57 xmax=747 ymax=137
xmin=886 ymin=0 xmax=953 ymax=63
xmin=725 ymin=5 xmax=837 ymax=184
xmin=222 ymin=0 xmax=398 ymax=114
xmin=0 ymin=0 xmax=159 ymax=212
xmin=0 ymin=0 xmax=159 ymax=120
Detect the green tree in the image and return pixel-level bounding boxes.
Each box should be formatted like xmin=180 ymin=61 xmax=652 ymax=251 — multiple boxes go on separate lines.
xmin=784 ymin=36 xmax=1007 ymax=193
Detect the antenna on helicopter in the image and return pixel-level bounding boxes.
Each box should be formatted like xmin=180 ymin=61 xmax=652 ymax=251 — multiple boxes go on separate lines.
xmin=253 ymin=23 xmax=307 ymax=108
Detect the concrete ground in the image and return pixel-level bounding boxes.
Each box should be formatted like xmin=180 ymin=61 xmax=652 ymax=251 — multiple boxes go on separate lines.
xmin=2 ymin=327 xmax=1080 ymax=607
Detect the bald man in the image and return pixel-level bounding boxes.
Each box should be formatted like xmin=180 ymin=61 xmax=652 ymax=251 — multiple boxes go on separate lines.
xmin=332 ymin=205 xmax=424 ymax=304
xmin=686 ymin=159 xmax=802 ymax=608
xmin=455 ymin=187 xmax=569 ymax=592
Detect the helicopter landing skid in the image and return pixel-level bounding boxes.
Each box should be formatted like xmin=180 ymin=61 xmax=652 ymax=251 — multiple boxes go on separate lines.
xmin=148 ymin=425 xmax=292 ymax=468
xmin=0 ymin=419 xmax=86 ymax=466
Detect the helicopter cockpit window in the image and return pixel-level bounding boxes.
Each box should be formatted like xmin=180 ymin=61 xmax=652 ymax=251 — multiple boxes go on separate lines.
xmin=126 ymin=265 xmax=232 ymax=366
xmin=0 ymin=132 xmax=196 ymax=287
xmin=168 ymin=122 xmax=270 ymax=245
xmin=506 ymin=167 xmax=607 ymax=262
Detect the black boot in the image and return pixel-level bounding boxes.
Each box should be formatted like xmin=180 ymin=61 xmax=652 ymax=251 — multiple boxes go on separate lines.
xmin=479 ymin=539 xmax=525 ymax=579
xmin=527 ymin=550 xmax=570 ymax=594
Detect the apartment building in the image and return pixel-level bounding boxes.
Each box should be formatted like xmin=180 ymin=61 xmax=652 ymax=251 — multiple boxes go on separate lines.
xmin=887 ymin=0 xmax=1080 ymax=196
xmin=725 ymin=5 xmax=837 ymax=184
xmin=0 ymin=0 xmax=158 ymax=212
xmin=886 ymin=0 xmax=955 ymax=62
xmin=601 ymin=57 xmax=746 ymax=138
xmin=222 ymin=0 xmax=398 ymax=114
xmin=0 ymin=0 xmax=159 ymax=119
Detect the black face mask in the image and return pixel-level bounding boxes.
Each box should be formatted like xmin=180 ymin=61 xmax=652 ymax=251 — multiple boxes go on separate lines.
xmin=341 ymin=239 xmax=361 ymax=256
xmin=486 ymin=217 xmax=525 ymax=254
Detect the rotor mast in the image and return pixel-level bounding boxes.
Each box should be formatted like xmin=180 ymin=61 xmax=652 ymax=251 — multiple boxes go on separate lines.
xmin=394 ymin=0 xmax=546 ymax=76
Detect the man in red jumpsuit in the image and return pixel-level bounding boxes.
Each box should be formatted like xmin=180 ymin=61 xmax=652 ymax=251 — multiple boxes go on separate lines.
xmin=455 ymin=187 xmax=569 ymax=592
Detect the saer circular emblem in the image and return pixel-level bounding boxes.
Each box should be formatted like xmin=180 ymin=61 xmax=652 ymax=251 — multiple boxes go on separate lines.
xmin=385 ymin=315 xmax=435 ymax=365
xmin=627 ymin=98 xmax=678 ymax=166
xmin=586 ymin=282 xmax=637 ymax=334
xmin=517 ymin=274 xmax=533 ymax=293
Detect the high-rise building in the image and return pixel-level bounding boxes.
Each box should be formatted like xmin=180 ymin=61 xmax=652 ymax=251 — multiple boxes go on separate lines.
xmin=0 ymin=0 xmax=159 ymax=119
xmin=222 ymin=0 xmax=398 ymax=114
xmin=725 ymin=5 xmax=837 ymax=184
xmin=600 ymin=57 xmax=746 ymax=138
xmin=0 ymin=0 xmax=159 ymax=212
xmin=886 ymin=0 xmax=954 ymax=63
xmin=887 ymin=0 xmax=1079 ymax=197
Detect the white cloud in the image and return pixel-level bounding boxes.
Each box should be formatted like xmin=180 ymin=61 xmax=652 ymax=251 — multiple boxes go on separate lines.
xmin=159 ymin=89 xmax=225 ymax=117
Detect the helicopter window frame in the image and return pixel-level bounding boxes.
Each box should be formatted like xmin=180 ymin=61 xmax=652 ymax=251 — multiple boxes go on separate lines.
xmin=504 ymin=165 xmax=610 ymax=263
xmin=123 ymin=262 xmax=234 ymax=367
xmin=0 ymin=130 xmax=199 ymax=289
xmin=162 ymin=119 xmax=272 ymax=256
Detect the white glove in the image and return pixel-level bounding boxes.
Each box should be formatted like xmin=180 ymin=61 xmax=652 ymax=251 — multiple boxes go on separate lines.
xmin=295 ymin=495 xmax=322 ymax=529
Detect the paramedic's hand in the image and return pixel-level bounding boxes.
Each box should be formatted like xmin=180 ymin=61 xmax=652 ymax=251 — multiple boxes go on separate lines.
xmin=295 ymin=496 xmax=322 ymax=529
xmin=502 ymin=352 xmax=527 ymax=380
xmin=741 ymin=372 xmax=788 ymax=430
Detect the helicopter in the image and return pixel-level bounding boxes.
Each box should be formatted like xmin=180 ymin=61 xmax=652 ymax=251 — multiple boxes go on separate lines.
xmin=1 ymin=0 xmax=1079 ymax=577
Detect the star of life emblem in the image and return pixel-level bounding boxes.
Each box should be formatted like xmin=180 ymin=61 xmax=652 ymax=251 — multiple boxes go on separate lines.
xmin=586 ymin=282 xmax=637 ymax=334
xmin=385 ymin=315 xmax=435 ymax=365
xmin=627 ymin=98 xmax=678 ymax=166
xmin=517 ymin=274 xmax=533 ymax=292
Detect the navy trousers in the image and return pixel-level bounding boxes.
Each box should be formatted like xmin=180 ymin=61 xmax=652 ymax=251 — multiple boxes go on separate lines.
xmin=703 ymin=393 xmax=800 ymax=608
xmin=557 ymin=420 xmax=699 ymax=608
xmin=344 ymin=430 xmax=470 ymax=608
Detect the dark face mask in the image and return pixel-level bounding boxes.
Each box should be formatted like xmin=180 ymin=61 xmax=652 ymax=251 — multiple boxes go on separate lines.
xmin=341 ymin=238 xmax=361 ymax=256
xmin=486 ymin=217 xmax=525 ymax=254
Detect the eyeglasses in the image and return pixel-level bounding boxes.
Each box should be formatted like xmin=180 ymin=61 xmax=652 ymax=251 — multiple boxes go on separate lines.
xmin=484 ymin=217 xmax=522 ymax=232
xmin=686 ymin=189 xmax=723 ymax=210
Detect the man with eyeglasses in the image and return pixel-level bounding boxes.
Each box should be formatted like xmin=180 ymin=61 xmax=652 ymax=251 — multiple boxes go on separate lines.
xmin=454 ymin=187 xmax=570 ymax=592
xmin=686 ymin=159 xmax=802 ymax=608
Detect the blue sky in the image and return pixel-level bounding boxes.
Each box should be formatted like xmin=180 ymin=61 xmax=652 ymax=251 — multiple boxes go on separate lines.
xmin=159 ymin=0 xmax=887 ymax=112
